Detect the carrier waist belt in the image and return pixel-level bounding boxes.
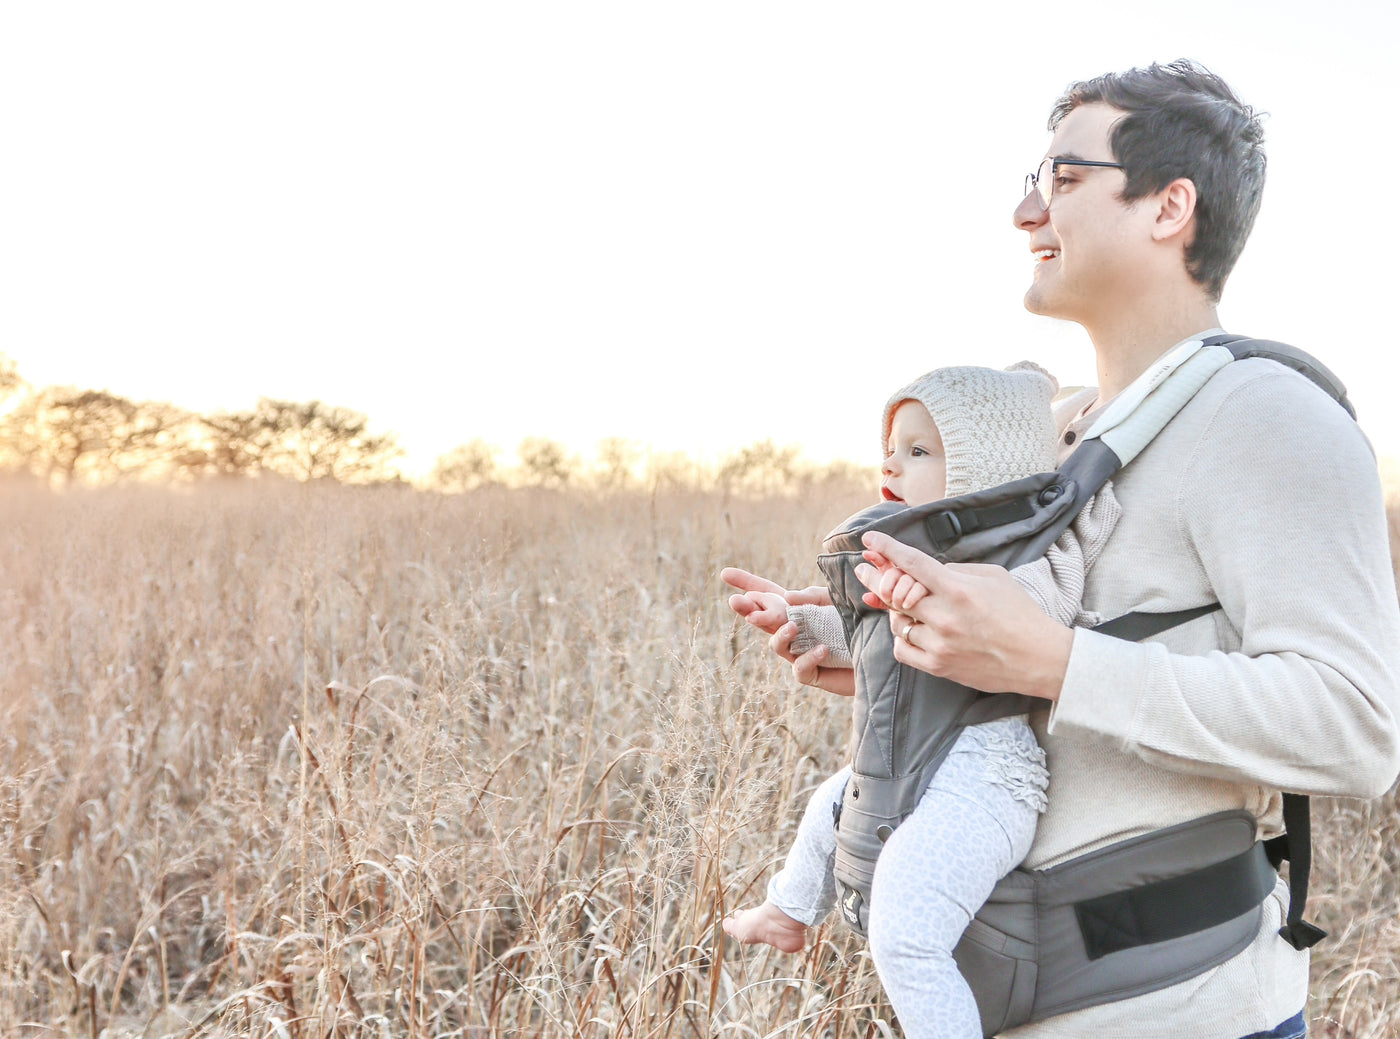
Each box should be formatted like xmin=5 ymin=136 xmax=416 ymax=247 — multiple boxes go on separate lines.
xmin=954 ymin=810 xmax=1275 ymax=1037
xmin=1073 ymin=839 xmax=1276 ymax=959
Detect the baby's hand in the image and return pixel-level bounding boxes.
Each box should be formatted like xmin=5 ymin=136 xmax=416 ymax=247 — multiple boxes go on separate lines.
xmin=861 ymin=548 xmax=930 ymax=613
xmin=738 ymin=590 xmax=790 ymax=632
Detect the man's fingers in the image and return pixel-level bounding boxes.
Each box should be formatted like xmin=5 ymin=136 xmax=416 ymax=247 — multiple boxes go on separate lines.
xmin=790 ymin=644 xmax=828 ymax=685
xmin=720 ymin=567 xmax=786 ymax=595
xmin=768 ymin=622 xmax=801 ymax=663
xmin=890 ymin=628 xmax=935 ymax=673
xmin=861 ymin=532 xmax=948 ymax=588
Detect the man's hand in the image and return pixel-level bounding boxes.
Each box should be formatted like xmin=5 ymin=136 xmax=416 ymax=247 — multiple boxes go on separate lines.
xmin=721 ymin=567 xmax=852 ymax=696
xmin=770 ymin=623 xmax=856 ymax=697
xmin=855 ymin=533 xmax=1073 ymax=701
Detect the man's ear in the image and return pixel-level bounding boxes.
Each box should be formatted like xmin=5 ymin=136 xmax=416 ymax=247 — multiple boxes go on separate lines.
xmin=1151 ymin=177 xmax=1197 ymax=242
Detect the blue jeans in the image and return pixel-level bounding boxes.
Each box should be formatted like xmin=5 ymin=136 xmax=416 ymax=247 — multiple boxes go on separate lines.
xmin=1239 ymin=1009 xmax=1305 ymax=1039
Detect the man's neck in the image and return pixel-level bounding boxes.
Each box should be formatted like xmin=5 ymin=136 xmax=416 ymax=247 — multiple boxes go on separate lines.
xmin=1087 ymin=296 xmax=1221 ymax=403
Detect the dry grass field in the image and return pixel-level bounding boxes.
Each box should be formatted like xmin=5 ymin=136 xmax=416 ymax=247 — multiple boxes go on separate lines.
xmin=1 ymin=477 xmax=1397 ymax=1038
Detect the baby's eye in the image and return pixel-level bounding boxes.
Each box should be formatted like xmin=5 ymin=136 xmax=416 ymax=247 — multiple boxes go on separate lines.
xmin=910 ymin=446 xmax=926 ymax=458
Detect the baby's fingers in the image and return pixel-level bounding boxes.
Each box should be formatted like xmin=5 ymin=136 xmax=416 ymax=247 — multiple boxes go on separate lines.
xmin=861 ymin=548 xmax=892 ymax=570
xmin=889 ymin=573 xmax=929 ymax=612
xmin=877 ymin=565 xmax=914 ymax=605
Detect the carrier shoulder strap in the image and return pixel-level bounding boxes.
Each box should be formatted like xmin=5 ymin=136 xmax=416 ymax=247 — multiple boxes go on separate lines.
xmin=1083 ymin=333 xmax=1352 ymax=954
xmin=1205 ymin=334 xmax=1356 ymax=418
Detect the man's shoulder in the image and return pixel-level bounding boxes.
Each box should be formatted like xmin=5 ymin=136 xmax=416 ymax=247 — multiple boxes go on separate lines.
xmin=1181 ymin=352 xmax=1358 ymax=440
xmin=1158 ymin=352 xmax=1379 ymax=511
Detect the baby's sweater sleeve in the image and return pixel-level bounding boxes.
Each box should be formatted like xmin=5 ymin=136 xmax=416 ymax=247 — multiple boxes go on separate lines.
xmin=1009 ymin=481 xmax=1122 ymax=628
xmin=786 ymin=604 xmax=854 ymax=668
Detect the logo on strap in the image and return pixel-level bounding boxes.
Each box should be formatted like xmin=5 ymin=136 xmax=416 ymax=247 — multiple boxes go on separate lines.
xmin=841 ymin=886 xmax=864 ymax=927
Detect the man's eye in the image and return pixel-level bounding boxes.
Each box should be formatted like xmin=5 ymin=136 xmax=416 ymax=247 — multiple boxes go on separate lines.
xmin=1054 ymin=173 xmax=1074 ymax=189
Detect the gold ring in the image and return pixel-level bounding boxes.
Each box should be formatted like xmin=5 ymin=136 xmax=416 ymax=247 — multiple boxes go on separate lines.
xmin=897 ymin=620 xmax=915 ymax=643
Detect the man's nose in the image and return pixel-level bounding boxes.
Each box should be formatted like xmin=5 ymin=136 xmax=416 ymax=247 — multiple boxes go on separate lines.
xmin=1013 ymin=190 xmax=1047 ymax=231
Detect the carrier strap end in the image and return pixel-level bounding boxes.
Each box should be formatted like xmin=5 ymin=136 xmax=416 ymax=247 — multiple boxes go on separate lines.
xmin=1278 ymin=919 xmax=1327 ymax=951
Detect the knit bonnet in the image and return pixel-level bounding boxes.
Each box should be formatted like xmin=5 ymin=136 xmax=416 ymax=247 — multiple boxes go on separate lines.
xmin=881 ymin=362 xmax=1060 ymax=498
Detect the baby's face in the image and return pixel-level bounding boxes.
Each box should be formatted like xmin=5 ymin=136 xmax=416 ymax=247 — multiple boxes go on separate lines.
xmin=882 ymin=400 xmax=947 ymax=506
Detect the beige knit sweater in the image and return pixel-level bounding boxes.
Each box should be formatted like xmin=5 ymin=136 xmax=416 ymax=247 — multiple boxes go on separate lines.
xmin=1004 ymin=355 xmax=1400 ymax=1038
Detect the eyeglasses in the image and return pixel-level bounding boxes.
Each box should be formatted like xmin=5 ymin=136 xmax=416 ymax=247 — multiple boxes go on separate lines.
xmin=1024 ymin=157 xmax=1124 ymax=209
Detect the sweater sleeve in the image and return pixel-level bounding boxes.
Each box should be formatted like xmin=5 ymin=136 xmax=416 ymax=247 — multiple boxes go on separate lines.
xmin=1009 ymin=481 xmax=1122 ymax=628
xmin=787 ymin=604 xmax=854 ymax=668
xmin=1049 ymin=368 xmax=1400 ymax=799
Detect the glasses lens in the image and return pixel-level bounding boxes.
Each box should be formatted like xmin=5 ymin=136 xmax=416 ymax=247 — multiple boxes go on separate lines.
xmin=1036 ymin=158 xmax=1054 ymax=209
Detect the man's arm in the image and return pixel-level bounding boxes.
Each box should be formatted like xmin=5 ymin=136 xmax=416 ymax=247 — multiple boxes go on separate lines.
xmin=1047 ymin=369 xmax=1400 ymax=798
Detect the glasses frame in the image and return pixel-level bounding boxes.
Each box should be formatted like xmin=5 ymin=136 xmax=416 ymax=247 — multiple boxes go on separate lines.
xmin=1025 ymin=157 xmax=1125 ymax=210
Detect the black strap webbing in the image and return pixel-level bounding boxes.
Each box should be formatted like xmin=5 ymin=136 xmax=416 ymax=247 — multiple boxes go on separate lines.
xmin=1090 ymin=603 xmax=1223 ymax=642
xmin=1265 ymin=793 xmax=1328 ymax=950
xmin=923 ymin=498 xmax=1036 ymax=546
xmin=1074 ymin=842 xmax=1278 ymax=960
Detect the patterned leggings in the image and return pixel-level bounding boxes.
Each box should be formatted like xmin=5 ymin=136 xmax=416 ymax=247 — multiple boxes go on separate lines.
xmin=767 ymin=717 xmax=1047 ymax=1039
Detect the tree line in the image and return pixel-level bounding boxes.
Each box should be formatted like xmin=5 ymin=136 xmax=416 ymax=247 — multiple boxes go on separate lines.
xmin=0 ymin=356 xmax=868 ymax=493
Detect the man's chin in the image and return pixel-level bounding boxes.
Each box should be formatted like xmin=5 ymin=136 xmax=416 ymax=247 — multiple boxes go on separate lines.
xmin=1023 ymin=286 xmax=1070 ymax=320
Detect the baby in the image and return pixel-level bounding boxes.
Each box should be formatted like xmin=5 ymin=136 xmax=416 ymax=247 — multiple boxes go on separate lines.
xmin=723 ymin=363 xmax=1119 ymax=1039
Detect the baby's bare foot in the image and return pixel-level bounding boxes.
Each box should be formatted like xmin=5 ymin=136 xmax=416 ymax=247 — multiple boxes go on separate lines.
xmin=722 ymin=901 xmax=808 ymax=953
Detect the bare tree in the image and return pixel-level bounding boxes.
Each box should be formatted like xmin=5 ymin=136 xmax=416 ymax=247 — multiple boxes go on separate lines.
xmin=431 ymin=439 xmax=499 ymax=491
xmin=0 ymin=387 xmax=194 ymax=484
xmin=644 ymin=448 xmax=706 ymax=491
xmin=516 ymin=437 xmax=574 ymax=487
xmin=0 ymin=356 xmax=28 ymax=473
xmin=184 ymin=409 xmax=277 ymax=477
xmin=717 ymin=439 xmax=802 ymax=496
xmin=191 ymin=398 xmax=400 ymax=482
xmin=0 ymin=355 xmax=21 ymax=405
xmin=593 ymin=437 xmax=640 ymax=490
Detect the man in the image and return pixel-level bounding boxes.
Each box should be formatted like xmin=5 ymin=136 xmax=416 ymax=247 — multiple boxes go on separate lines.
xmin=725 ymin=61 xmax=1400 ymax=1038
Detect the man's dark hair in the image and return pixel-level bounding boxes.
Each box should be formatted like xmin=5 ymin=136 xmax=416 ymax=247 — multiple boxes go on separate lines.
xmin=1050 ymin=60 xmax=1266 ymax=303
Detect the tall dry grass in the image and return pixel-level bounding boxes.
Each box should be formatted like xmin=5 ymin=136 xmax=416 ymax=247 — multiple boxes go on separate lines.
xmin=0 ymin=477 xmax=1396 ymax=1038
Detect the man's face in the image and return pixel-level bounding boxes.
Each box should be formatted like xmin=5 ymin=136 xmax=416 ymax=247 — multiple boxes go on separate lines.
xmin=1012 ymin=103 xmax=1147 ymax=327
xmin=881 ymin=401 xmax=947 ymax=506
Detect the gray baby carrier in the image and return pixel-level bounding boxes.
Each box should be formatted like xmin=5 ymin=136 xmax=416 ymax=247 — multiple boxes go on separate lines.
xmin=819 ymin=335 xmax=1351 ymax=1036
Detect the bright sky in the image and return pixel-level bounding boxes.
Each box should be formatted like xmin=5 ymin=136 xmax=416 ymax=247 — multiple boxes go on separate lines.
xmin=3 ymin=2 xmax=1397 ymax=476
